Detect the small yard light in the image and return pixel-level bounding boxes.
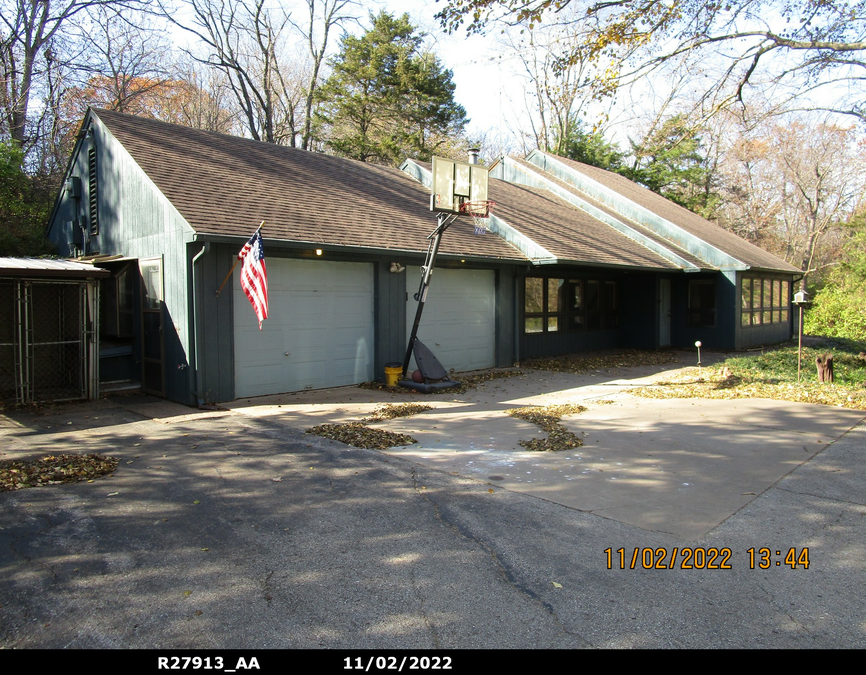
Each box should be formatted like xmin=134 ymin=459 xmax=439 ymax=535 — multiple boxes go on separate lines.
xmin=792 ymin=289 xmax=811 ymax=383
xmin=695 ymin=341 xmax=702 ymax=378
xmin=315 ymin=249 xmax=323 ymax=256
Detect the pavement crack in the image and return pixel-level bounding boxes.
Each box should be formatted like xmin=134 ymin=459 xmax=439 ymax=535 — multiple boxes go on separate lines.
xmin=409 ymin=465 xmax=587 ymax=645
xmin=776 ymin=485 xmax=866 ymax=508
xmin=262 ymin=569 xmax=274 ymax=606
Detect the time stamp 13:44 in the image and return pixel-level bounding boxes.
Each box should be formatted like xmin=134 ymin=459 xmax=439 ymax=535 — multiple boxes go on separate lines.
xmin=605 ymin=547 xmax=810 ymax=570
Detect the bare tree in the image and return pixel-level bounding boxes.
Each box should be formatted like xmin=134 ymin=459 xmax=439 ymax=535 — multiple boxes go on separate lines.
xmin=76 ymin=7 xmax=172 ymax=114
xmin=436 ymin=0 xmax=866 ymax=125
xmin=165 ymin=0 xmax=307 ymax=145
xmin=0 ymin=0 xmax=144 ymax=148
xmin=291 ymin=0 xmax=356 ymax=151
xmin=714 ymin=114 xmax=866 ymax=283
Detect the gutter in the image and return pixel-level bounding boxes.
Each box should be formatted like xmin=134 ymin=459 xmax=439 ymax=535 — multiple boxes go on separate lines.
xmin=191 ymin=242 xmax=210 ymax=407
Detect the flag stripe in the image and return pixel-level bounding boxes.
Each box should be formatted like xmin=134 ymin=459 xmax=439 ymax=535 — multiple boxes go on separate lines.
xmin=238 ymin=229 xmax=268 ymax=330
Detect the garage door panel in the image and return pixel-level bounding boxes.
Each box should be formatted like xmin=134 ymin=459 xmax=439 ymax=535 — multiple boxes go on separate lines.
xmin=235 ymin=259 xmax=374 ymax=397
xmin=407 ymin=269 xmax=495 ymax=373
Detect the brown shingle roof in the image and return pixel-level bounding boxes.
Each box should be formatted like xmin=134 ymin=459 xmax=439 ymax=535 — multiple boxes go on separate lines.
xmin=545 ymin=154 xmax=800 ymax=273
xmin=92 ymin=110 xmax=525 ymax=261
xmin=489 ymin=179 xmax=679 ymax=269
xmin=508 ymin=157 xmax=708 ymax=269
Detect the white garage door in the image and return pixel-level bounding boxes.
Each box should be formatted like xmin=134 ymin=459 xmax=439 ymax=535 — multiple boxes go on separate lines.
xmin=406 ymin=268 xmax=495 ymax=373
xmin=234 ymin=258 xmax=374 ymax=398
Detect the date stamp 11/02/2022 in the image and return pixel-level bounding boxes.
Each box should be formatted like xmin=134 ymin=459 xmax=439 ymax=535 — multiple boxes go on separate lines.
xmin=605 ymin=547 xmax=811 ymax=570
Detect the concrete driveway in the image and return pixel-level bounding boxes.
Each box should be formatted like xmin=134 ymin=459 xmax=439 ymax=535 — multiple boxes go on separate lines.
xmin=2 ymin=353 xmax=866 ymax=649
xmin=228 ymin=357 xmax=866 ymax=540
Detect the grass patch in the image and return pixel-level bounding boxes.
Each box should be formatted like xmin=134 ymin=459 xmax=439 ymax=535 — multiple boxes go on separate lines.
xmin=631 ymin=338 xmax=866 ymax=410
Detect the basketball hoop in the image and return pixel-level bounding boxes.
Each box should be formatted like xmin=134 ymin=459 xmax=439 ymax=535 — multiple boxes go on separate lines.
xmin=459 ymin=200 xmax=495 ymax=234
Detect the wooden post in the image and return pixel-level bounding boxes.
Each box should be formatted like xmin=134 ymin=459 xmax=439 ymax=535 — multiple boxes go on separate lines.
xmin=797 ymin=304 xmax=803 ymax=383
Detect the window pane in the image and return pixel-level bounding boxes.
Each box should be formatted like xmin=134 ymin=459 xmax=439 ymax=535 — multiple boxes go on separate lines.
xmin=781 ymin=280 xmax=789 ymax=306
xmin=763 ymin=310 xmax=772 ymax=324
xmin=763 ymin=279 xmax=772 ymax=310
xmin=586 ymin=281 xmax=600 ymax=331
xmin=569 ymin=280 xmax=583 ymax=311
xmin=525 ymin=317 xmax=543 ymax=333
xmin=773 ymin=280 xmax=781 ymax=308
xmin=781 ymin=309 xmax=789 ymax=322
xmin=742 ymin=311 xmax=750 ymax=327
xmin=525 ymin=278 xmax=543 ymax=313
xmin=548 ymin=278 xmax=563 ymax=312
xmin=548 ymin=317 xmax=559 ymax=332
xmin=141 ymin=262 xmax=162 ymax=310
xmin=742 ymin=279 xmax=752 ymax=309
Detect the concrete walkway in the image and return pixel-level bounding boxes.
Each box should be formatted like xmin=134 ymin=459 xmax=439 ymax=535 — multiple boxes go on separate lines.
xmin=227 ymin=356 xmax=866 ymax=540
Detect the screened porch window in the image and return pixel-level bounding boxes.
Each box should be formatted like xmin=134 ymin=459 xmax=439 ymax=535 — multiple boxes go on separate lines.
xmin=741 ymin=277 xmax=790 ymax=327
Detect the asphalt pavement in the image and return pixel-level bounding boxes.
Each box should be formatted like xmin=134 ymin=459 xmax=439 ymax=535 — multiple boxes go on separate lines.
xmin=2 ymin=356 xmax=865 ymax=650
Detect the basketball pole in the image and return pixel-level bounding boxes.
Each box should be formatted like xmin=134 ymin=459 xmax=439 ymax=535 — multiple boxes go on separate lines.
xmin=402 ymin=212 xmax=458 ymax=378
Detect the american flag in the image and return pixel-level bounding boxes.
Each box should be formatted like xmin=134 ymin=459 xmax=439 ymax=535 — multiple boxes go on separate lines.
xmin=238 ymin=228 xmax=268 ymax=329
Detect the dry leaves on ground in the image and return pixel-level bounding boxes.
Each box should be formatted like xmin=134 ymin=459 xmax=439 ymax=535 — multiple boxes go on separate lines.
xmin=362 ymin=403 xmax=432 ymax=422
xmin=523 ymin=350 xmax=679 ymax=373
xmin=306 ymin=404 xmax=436 ymax=449
xmin=507 ymin=403 xmax=587 ymax=452
xmin=630 ymin=369 xmax=866 ymax=410
xmin=0 ymin=454 xmax=119 ymax=491
xmin=305 ymin=423 xmax=417 ymax=450
xmin=358 ymin=369 xmax=523 ymax=395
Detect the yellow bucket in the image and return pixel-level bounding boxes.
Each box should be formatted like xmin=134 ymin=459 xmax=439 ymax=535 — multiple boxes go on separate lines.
xmin=384 ymin=363 xmax=402 ymax=387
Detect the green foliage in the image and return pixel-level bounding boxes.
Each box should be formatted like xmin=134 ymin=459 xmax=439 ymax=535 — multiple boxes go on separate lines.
xmin=554 ymin=121 xmax=624 ymax=172
xmin=805 ymin=218 xmax=866 ymax=341
xmin=0 ymin=141 xmax=55 ymax=256
xmin=719 ymin=341 xmax=866 ymax=387
xmin=315 ymin=11 xmax=468 ymax=166
xmin=620 ymin=115 xmax=718 ymax=216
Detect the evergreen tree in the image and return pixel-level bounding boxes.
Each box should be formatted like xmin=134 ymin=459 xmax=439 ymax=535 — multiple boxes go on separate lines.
xmin=622 ymin=115 xmax=718 ymax=217
xmin=315 ymin=12 xmax=468 ymax=165
xmin=554 ymin=121 xmax=624 ymax=172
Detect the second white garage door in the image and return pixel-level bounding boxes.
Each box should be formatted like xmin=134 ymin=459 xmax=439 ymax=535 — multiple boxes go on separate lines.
xmin=234 ymin=258 xmax=374 ymax=398
xmin=406 ymin=268 xmax=495 ymax=373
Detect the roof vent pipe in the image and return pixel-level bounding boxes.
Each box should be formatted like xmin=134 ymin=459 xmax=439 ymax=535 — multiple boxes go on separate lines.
xmin=468 ymin=148 xmax=480 ymax=165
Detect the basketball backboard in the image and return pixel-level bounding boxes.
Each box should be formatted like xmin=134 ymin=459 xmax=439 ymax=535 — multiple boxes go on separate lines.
xmin=431 ymin=156 xmax=489 ymax=214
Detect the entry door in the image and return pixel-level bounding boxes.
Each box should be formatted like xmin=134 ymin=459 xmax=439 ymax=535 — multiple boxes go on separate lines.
xmin=659 ymin=278 xmax=671 ymax=347
xmin=140 ymin=257 xmax=165 ymax=396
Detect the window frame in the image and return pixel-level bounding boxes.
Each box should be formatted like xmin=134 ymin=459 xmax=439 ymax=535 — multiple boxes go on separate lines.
xmin=687 ymin=279 xmax=717 ymax=328
xmin=524 ymin=276 xmax=618 ymax=333
xmin=741 ymin=275 xmax=790 ymax=328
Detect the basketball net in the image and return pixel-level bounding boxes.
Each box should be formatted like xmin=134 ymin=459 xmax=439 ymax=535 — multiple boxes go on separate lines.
xmin=459 ymin=200 xmax=495 ymax=234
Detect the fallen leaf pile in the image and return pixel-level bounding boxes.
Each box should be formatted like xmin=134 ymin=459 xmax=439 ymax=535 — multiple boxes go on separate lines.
xmin=358 ymin=369 xmax=523 ymax=395
xmin=507 ymin=403 xmax=587 ymax=452
xmin=523 ymin=350 xmax=679 ymax=373
xmin=305 ymin=422 xmax=417 ymax=450
xmin=630 ymin=368 xmax=866 ymax=410
xmin=0 ymin=454 xmax=119 ymax=492
xmin=362 ymin=403 xmax=432 ymax=422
